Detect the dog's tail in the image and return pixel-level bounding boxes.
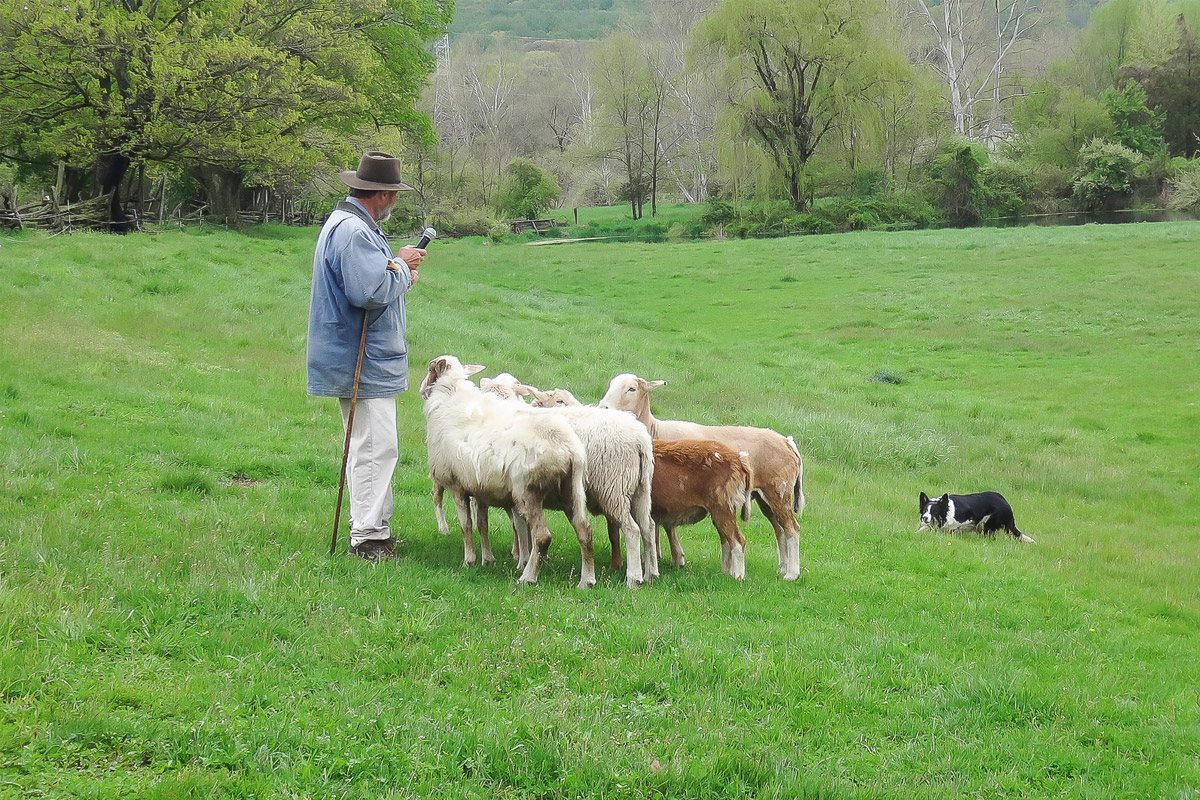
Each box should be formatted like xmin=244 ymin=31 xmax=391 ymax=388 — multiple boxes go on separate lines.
xmin=1012 ymin=527 xmax=1036 ymax=544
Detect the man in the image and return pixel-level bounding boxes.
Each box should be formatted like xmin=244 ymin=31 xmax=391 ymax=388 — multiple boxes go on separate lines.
xmin=307 ymin=151 xmax=426 ymax=562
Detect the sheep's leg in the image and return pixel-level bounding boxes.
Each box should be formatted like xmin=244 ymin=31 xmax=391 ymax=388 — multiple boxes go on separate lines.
xmin=605 ymin=516 xmax=623 ymax=570
xmin=512 ymin=511 xmax=532 ymax=571
xmin=632 ymin=471 xmax=655 ymax=580
xmin=712 ymin=507 xmax=747 ymax=581
xmin=613 ymin=508 xmax=644 ymax=589
xmin=643 ymin=524 xmax=660 ymax=581
xmin=515 ymin=497 xmax=551 ymax=585
xmin=509 ymin=508 xmax=521 ymax=562
xmin=432 ymin=481 xmax=450 ymax=535
xmin=566 ymin=495 xmax=597 ymax=590
xmin=664 ymin=525 xmax=686 ymax=568
xmin=451 ymin=488 xmax=477 ymax=567
xmin=474 ymin=502 xmax=495 ymax=566
xmin=755 ymin=490 xmax=800 ymax=581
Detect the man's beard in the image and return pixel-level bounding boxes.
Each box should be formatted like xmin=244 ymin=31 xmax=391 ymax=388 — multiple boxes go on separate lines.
xmin=377 ymin=199 xmax=396 ymax=223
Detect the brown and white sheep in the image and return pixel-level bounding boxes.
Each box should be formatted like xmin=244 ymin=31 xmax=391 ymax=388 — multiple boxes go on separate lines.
xmin=650 ymin=439 xmax=753 ymax=580
xmin=599 ymin=374 xmax=806 ymax=581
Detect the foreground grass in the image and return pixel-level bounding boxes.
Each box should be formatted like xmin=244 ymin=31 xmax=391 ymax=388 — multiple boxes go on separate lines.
xmin=0 ymin=222 xmax=1197 ymax=799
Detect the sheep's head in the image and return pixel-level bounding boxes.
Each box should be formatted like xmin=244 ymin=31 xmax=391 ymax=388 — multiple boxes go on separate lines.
xmin=420 ymin=355 xmax=485 ymax=399
xmin=597 ymin=373 xmax=665 ymax=412
xmin=480 ymin=372 xmax=523 ymax=401
xmin=519 ymin=385 xmax=582 ymax=408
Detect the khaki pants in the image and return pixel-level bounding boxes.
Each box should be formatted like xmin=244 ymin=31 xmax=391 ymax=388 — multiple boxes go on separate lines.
xmin=338 ymin=396 xmax=398 ymax=547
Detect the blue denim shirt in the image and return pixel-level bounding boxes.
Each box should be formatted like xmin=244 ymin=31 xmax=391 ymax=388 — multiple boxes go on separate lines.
xmin=306 ymin=199 xmax=414 ymax=398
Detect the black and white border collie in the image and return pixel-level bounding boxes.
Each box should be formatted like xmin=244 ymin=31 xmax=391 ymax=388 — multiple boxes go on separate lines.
xmin=918 ymin=491 xmax=1035 ymax=543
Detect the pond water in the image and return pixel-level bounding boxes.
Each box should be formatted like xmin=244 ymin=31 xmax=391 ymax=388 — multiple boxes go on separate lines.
xmin=980 ymin=208 xmax=1200 ymax=228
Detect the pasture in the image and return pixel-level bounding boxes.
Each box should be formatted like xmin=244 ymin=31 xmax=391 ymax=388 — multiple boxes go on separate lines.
xmin=0 ymin=221 xmax=1197 ymax=799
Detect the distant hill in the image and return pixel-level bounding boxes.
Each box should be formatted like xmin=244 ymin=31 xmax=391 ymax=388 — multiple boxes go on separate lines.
xmin=450 ymin=0 xmax=645 ymax=39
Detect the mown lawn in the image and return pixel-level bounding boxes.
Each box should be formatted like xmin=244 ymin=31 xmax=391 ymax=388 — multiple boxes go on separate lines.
xmin=0 ymin=221 xmax=1197 ymax=799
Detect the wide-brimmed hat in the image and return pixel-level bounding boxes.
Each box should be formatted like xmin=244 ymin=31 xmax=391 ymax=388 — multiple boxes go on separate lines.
xmin=339 ymin=151 xmax=414 ymax=191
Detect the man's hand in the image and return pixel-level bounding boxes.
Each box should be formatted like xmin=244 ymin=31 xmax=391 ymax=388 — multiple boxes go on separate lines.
xmin=395 ymin=246 xmax=425 ymax=269
xmin=387 ymin=246 xmax=425 ymax=285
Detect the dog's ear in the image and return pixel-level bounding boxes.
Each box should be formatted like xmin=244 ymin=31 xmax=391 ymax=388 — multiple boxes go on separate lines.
xmin=919 ymin=491 xmax=929 ymax=508
xmin=938 ymin=493 xmax=949 ymax=505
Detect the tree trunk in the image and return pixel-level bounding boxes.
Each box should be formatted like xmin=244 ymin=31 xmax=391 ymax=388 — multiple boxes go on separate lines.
xmin=96 ymin=152 xmax=133 ymax=233
xmin=191 ymin=166 xmax=244 ymax=230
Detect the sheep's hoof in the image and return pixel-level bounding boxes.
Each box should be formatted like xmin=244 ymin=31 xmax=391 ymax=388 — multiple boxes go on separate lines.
xmin=782 ymin=572 xmax=800 ymax=581
xmin=672 ymin=557 xmax=686 ymax=568
xmin=517 ymin=576 xmax=537 ymax=586
xmin=463 ymin=557 xmax=477 ymax=568
xmin=609 ymin=557 xmax=623 ymax=570
xmin=481 ymin=554 xmax=496 ymax=566
xmin=577 ymin=579 xmax=597 ymax=590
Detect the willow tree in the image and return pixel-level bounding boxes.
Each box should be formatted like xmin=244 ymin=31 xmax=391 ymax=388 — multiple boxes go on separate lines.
xmin=694 ymin=0 xmax=895 ymax=210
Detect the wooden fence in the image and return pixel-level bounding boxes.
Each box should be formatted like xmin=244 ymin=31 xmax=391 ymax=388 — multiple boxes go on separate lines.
xmin=1 ymin=184 xmax=319 ymax=232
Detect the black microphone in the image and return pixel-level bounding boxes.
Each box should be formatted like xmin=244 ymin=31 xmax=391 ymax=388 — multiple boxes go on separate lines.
xmin=416 ymin=226 xmax=436 ymax=249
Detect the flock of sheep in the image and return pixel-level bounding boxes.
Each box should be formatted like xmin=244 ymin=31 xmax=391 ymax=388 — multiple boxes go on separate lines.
xmin=418 ymin=355 xmax=806 ymax=589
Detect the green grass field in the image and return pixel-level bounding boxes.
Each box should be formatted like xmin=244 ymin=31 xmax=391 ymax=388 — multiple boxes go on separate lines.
xmin=1 ymin=221 xmax=1197 ymax=799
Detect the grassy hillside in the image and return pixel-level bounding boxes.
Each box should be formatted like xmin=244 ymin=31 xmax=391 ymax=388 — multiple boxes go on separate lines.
xmin=1 ymin=221 xmax=1198 ymax=798
xmin=450 ymin=0 xmax=645 ymax=38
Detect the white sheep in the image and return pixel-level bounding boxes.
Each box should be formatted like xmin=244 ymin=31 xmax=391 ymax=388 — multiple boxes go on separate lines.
xmin=599 ymin=373 xmax=806 ymax=581
xmin=428 ymin=372 xmax=524 ymax=564
xmin=420 ymin=356 xmax=597 ymax=588
xmin=516 ymin=384 xmax=657 ymax=587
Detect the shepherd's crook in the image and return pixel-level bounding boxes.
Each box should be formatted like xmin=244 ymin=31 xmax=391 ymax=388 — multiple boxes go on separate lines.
xmin=330 ymin=310 xmax=370 ymax=556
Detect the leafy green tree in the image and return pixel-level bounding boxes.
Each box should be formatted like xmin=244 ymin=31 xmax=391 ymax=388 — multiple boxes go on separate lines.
xmin=1123 ymin=14 xmax=1200 ymax=157
xmin=0 ymin=0 xmax=451 ymax=227
xmin=495 ymin=158 xmax=561 ymax=219
xmin=693 ymin=0 xmax=894 ymax=210
xmin=1101 ymin=79 xmax=1166 ymax=155
xmin=1008 ymin=73 xmax=1117 ymax=168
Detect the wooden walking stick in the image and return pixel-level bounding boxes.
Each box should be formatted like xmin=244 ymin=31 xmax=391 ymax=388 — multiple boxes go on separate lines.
xmin=330 ymin=310 xmax=371 ymax=556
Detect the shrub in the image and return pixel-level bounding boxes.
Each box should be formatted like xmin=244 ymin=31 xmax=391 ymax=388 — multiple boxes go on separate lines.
xmin=851 ymin=167 xmax=889 ymax=198
xmin=495 ymin=159 xmax=561 ymax=220
xmin=487 ymin=221 xmax=510 ymax=243
xmin=429 ymin=205 xmax=502 ymax=238
xmin=1072 ymin=138 xmax=1144 ymax=211
xmin=979 ymin=162 xmax=1031 ymax=218
xmin=926 ymin=139 xmax=990 ymax=224
xmin=1166 ymin=159 xmax=1200 ymax=211
xmin=699 ymin=199 xmax=737 ymax=227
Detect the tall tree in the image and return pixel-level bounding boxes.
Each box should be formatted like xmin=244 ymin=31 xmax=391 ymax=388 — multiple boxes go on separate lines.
xmin=909 ymin=0 xmax=1043 ymax=141
xmin=591 ymin=33 xmax=657 ymax=219
xmin=1122 ymin=13 xmax=1200 ymax=157
xmin=694 ymin=0 xmax=895 ymax=210
xmin=0 ymin=0 xmax=451 ymax=228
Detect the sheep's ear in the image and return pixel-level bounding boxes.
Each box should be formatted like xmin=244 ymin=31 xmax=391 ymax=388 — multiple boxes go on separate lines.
xmin=426 ymin=356 xmax=450 ymax=382
xmin=463 ymin=364 xmax=486 ymax=377
xmin=528 ymin=387 xmax=552 ymax=405
xmin=512 ymin=383 xmax=535 ymax=397
xmin=646 ymin=380 xmax=666 ymax=391
xmin=479 ymin=378 xmax=495 ymax=390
